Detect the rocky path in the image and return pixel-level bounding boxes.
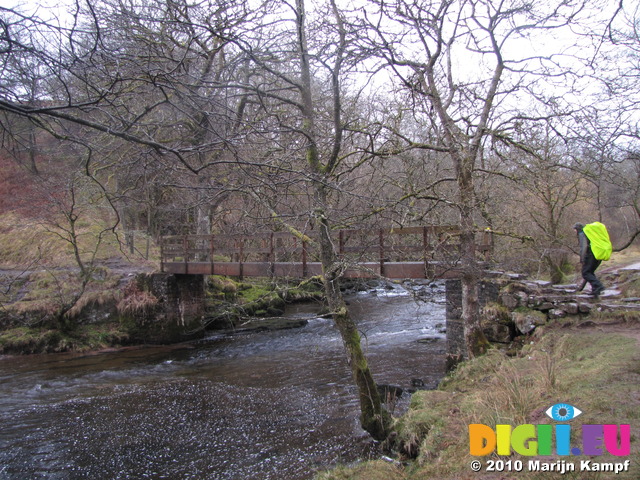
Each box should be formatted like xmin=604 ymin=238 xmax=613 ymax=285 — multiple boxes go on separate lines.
xmin=480 ymin=260 xmax=640 ymax=345
xmin=559 ymin=260 xmax=640 ymax=310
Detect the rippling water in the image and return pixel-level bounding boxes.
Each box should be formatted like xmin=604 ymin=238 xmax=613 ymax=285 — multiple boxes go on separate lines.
xmin=0 ymin=282 xmax=446 ymax=479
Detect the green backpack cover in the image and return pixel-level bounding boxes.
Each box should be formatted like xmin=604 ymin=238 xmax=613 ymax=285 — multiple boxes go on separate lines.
xmin=583 ymin=222 xmax=613 ymax=261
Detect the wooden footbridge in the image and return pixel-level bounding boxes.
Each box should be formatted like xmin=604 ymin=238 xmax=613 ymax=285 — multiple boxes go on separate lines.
xmin=160 ymin=225 xmax=494 ymax=280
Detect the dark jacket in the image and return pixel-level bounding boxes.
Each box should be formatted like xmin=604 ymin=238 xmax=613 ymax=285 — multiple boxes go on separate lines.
xmin=576 ymin=229 xmax=590 ymax=263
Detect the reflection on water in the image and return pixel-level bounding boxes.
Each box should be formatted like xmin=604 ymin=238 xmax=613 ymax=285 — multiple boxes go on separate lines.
xmin=0 ymin=282 xmax=446 ymax=479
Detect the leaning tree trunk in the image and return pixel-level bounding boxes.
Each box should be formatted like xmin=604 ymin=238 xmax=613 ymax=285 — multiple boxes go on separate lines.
xmin=291 ymin=0 xmax=391 ymax=440
xmin=315 ymin=200 xmax=392 ymax=440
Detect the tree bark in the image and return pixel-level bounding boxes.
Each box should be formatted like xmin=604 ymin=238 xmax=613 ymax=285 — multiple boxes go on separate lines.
xmin=458 ymin=156 xmax=491 ymax=358
xmin=293 ymin=0 xmax=391 ymax=439
xmin=314 ymin=187 xmax=391 ymax=440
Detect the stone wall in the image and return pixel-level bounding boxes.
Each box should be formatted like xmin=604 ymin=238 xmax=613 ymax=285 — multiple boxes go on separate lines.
xmin=143 ymin=273 xmax=205 ymax=321
xmin=446 ymin=277 xmax=593 ymax=367
xmin=495 ymin=282 xmax=592 ymax=336
xmin=445 ymin=279 xmax=500 ymax=365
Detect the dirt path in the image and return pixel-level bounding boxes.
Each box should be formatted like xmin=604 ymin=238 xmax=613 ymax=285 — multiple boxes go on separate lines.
xmin=600 ymin=323 xmax=640 ymax=344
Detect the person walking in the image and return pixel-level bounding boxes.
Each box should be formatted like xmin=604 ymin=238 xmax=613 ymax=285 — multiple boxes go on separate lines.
xmin=573 ymin=222 xmax=605 ymax=297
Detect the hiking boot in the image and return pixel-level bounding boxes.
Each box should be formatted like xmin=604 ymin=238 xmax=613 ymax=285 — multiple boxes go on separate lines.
xmin=591 ymin=286 xmax=605 ymax=297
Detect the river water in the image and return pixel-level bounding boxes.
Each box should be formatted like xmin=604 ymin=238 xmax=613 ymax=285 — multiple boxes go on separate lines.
xmin=0 ymin=282 xmax=447 ymax=480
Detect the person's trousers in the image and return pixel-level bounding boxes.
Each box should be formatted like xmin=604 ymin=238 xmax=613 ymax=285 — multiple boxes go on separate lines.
xmin=582 ymin=250 xmax=603 ymax=292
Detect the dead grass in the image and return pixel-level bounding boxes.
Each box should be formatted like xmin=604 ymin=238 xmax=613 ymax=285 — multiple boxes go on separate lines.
xmin=0 ymin=211 xmax=158 ymax=269
xmin=0 ymin=214 xmax=63 ymax=267
xmin=605 ymin=245 xmax=640 ymax=270
xmin=2 ymin=267 xmax=123 ymax=321
xmin=406 ymin=328 xmax=640 ymax=479
xmin=314 ymin=460 xmax=406 ymax=480
xmin=116 ymin=281 xmax=158 ymax=317
xmin=0 ymin=210 xmax=159 ymax=330
xmin=0 ymin=323 xmax=130 ymax=354
xmin=619 ymin=277 xmax=640 ymax=297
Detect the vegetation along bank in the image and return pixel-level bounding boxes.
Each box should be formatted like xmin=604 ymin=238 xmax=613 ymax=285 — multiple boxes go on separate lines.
xmin=316 ymin=259 xmax=640 ymax=480
xmin=0 ymin=264 xmax=325 ymax=355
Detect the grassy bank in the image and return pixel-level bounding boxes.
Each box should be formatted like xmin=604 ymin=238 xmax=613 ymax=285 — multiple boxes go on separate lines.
xmin=318 ymin=312 xmax=640 ymax=480
xmin=205 ymin=275 xmax=325 ymax=319
xmin=0 ymin=272 xmax=326 ymax=354
xmin=0 ymin=209 xmax=327 ymax=353
xmin=0 ymin=323 xmax=132 ymax=354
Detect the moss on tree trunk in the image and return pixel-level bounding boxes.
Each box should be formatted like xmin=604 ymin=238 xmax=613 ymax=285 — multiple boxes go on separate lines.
xmin=323 ymin=271 xmax=392 ymax=440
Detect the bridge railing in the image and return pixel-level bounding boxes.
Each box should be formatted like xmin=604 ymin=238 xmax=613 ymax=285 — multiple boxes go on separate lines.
xmin=160 ymin=226 xmax=493 ymax=278
xmin=161 ymin=232 xmax=310 ymax=262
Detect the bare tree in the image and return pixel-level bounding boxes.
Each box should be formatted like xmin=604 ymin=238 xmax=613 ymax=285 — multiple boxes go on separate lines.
xmin=360 ymin=0 xmax=593 ymax=357
xmin=497 ymin=126 xmax=586 ymax=282
xmin=223 ymin=0 xmax=393 ymax=439
xmin=3 ymin=0 xmax=630 ymax=437
xmin=0 ymin=0 xmax=393 ymax=439
xmin=564 ymin=2 xmax=640 ymax=249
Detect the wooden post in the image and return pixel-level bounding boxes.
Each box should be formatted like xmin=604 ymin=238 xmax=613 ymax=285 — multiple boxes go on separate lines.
xmin=302 ymin=238 xmax=308 ymax=278
xmin=379 ymin=229 xmax=385 ymax=277
xmin=482 ymin=228 xmax=493 ymax=261
xmin=183 ymin=235 xmax=189 ymax=274
xmin=209 ymin=235 xmax=215 ymax=275
xmin=270 ymin=233 xmax=275 ymax=262
xmin=160 ymin=236 xmax=165 ymax=272
xmin=423 ymin=226 xmax=429 ymax=277
xmin=269 ymin=233 xmax=275 ymax=277
xmin=239 ymin=238 xmax=244 ymax=280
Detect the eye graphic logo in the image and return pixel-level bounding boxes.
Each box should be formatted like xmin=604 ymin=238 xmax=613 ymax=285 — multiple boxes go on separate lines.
xmin=545 ymin=403 xmax=582 ymax=422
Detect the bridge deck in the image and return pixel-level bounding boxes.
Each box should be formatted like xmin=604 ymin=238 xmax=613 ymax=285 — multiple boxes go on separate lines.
xmin=161 ymin=261 xmax=466 ymax=279
xmin=160 ymin=226 xmax=493 ymax=279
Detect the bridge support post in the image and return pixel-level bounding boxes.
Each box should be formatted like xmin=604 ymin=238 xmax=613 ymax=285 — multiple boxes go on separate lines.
xmin=379 ymin=229 xmax=385 ymax=277
xmin=445 ymin=279 xmax=499 ymax=370
xmin=302 ymin=239 xmax=308 ymax=277
xmin=129 ymin=273 xmax=205 ymax=342
xmin=209 ymin=235 xmax=215 ymax=275
xmin=171 ymin=274 xmax=205 ymax=322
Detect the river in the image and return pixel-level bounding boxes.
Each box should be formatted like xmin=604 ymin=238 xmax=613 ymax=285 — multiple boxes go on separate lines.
xmin=0 ymin=281 xmax=447 ymax=480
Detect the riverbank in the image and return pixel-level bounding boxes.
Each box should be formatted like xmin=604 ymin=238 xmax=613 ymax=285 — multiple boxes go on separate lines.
xmin=0 ymin=281 xmax=445 ymax=480
xmin=318 ymin=316 xmax=640 ymax=480
xmin=0 ymin=268 xmax=327 ymax=354
xmin=316 ymin=260 xmax=640 ymax=480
